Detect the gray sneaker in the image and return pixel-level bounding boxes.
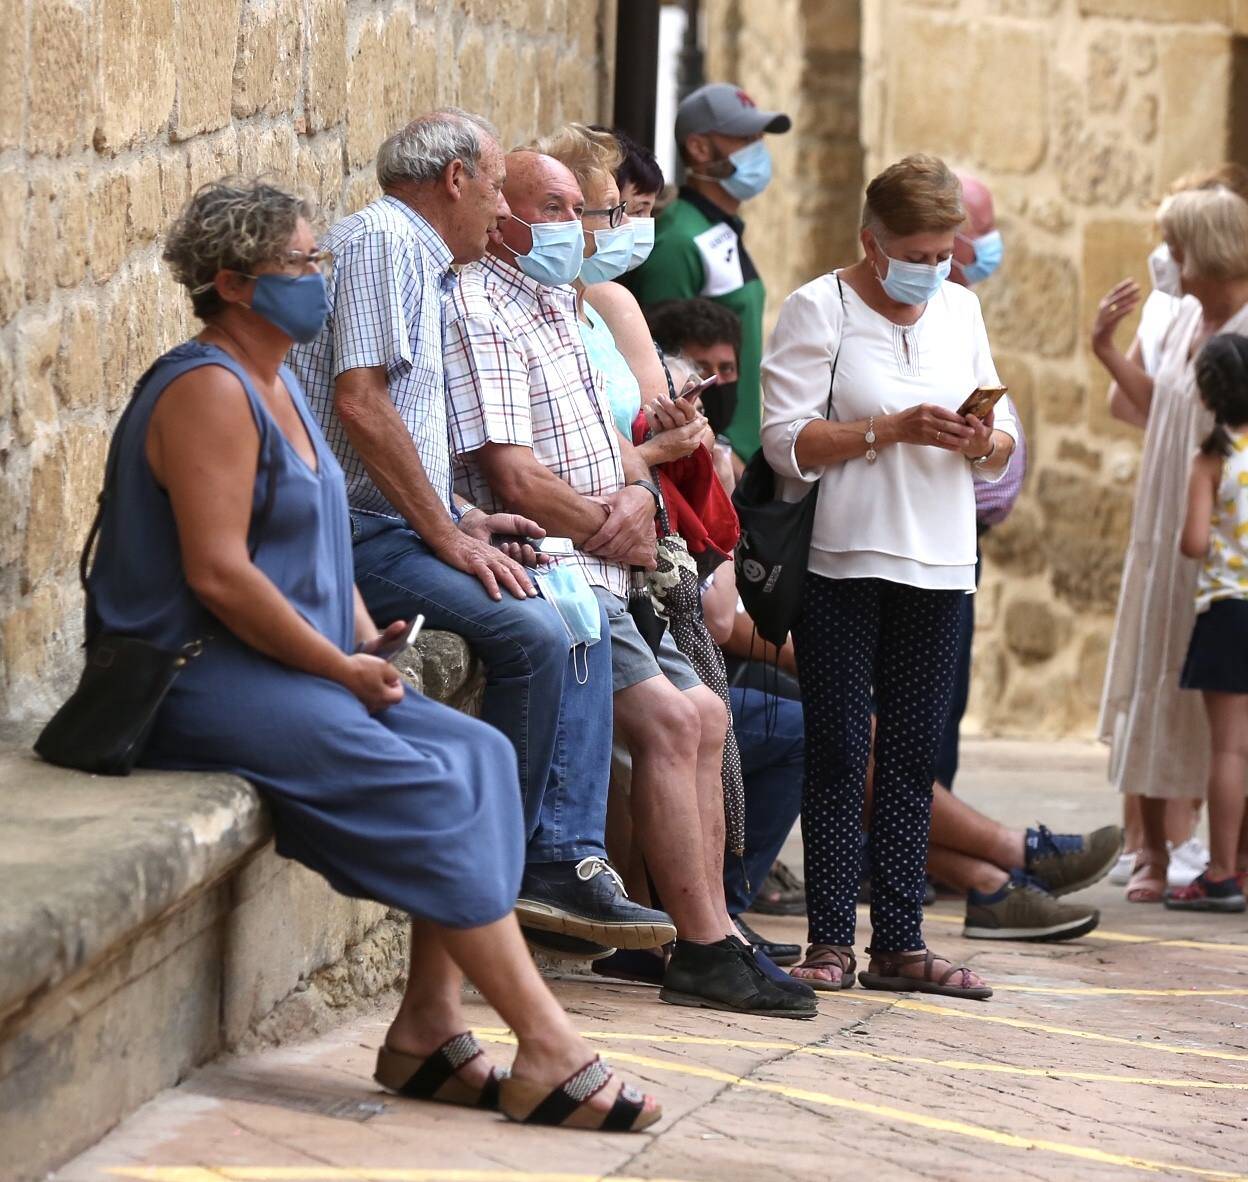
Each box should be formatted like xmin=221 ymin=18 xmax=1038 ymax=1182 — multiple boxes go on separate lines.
xmin=964 ymin=873 xmax=1100 ymax=942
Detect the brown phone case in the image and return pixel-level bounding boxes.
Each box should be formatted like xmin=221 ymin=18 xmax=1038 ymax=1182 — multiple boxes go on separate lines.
xmin=957 ymin=384 xmax=1008 ymax=420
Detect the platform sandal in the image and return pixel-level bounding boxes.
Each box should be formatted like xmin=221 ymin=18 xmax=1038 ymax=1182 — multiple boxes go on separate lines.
xmin=858 ymin=948 xmax=992 ymax=1001
xmin=789 ymin=943 xmax=857 ymax=992
xmin=374 ymin=1031 xmax=506 ymax=1110
xmin=498 ymin=1055 xmax=661 ymax=1132
xmin=1126 ymin=849 xmax=1167 ymax=903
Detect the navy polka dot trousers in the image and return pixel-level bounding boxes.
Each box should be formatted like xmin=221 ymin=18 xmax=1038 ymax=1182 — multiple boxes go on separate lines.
xmin=793 ymin=574 xmax=963 ymax=954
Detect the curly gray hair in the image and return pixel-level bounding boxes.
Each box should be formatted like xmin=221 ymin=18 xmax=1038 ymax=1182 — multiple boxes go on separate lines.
xmin=376 ymin=107 xmax=499 ymax=189
xmin=163 ymin=178 xmax=313 ymax=320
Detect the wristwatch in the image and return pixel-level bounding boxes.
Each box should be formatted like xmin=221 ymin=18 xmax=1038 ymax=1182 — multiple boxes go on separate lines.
xmin=971 ymin=438 xmax=998 ymax=468
xmin=865 ymin=416 xmax=878 ymax=464
xmin=627 ymin=478 xmax=662 ymax=506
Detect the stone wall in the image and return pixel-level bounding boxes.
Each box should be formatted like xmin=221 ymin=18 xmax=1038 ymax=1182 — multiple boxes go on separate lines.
xmin=0 ymin=0 xmax=616 ymax=722
xmin=708 ymin=0 xmax=1247 ymax=736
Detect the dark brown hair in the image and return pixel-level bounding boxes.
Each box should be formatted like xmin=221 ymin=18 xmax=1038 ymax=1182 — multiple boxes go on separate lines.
xmin=1195 ymin=334 xmax=1248 ymax=456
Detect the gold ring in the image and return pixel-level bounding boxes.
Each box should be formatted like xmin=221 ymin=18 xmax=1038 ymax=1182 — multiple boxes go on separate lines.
xmin=936 ymin=431 xmax=943 ymax=444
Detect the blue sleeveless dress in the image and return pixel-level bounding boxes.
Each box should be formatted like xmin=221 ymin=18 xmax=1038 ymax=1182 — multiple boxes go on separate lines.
xmin=89 ymin=341 xmax=523 ymax=929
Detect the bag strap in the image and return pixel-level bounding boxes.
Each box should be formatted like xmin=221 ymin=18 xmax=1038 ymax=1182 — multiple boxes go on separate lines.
xmin=819 ymin=274 xmax=848 ymax=424
xmin=645 ymin=341 xmax=677 ymax=538
xmin=80 ymin=354 xmax=280 ymax=636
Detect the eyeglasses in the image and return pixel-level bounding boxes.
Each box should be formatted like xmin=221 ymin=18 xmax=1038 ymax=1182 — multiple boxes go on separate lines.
xmin=279 ymin=248 xmax=335 ymax=277
xmin=581 ymin=201 xmax=627 ymax=229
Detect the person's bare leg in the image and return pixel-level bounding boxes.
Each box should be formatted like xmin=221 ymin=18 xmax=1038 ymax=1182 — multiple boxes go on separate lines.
xmin=1122 ymin=793 xmax=1142 ymax=856
xmin=439 ymin=913 xmax=659 ymax=1119
xmin=1138 ymin=796 xmax=1169 ymax=855
xmin=1165 ymin=797 xmax=1201 ymax=849
xmin=1203 ymin=692 xmax=1248 ymax=882
xmin=927 ymin=845 xmax=1009 ymax=896
xmin=927 ymin=781 xmax=1025 ymax=869
xmin=686 ymin=684 xmax=729 ymax=903
xmin=615 ymin=675 xmax=729 ymax=942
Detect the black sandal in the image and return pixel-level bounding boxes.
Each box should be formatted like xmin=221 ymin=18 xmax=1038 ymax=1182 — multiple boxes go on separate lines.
xmin=374 ymin=1031 xmax=506 ymax=1109
xmin=498 ymin=1055 xmax=661 ymax=1132
xmin=858 ymin=948 xmax=992 ymax=1000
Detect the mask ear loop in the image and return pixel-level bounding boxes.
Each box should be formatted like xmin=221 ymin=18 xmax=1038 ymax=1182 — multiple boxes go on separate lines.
xmin=572 ymin=643 xmax=590 ymax=686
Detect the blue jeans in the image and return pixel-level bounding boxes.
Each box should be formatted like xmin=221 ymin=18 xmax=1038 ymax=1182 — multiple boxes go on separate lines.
xmin=351 ymin=512 xmax=612 ymax=864
xmin=723 ymin=685 xmax=805 ymax=916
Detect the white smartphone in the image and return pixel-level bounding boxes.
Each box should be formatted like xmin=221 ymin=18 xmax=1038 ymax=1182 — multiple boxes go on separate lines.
xmin=374 ymin=614 xmax=425 ymax=663
xmin=530 ymin=536 xmax=576 ymax=556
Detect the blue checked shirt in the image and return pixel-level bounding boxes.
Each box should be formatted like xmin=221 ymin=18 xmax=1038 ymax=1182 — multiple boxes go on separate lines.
xmin=290 ymin=196 xmax=458 ymax=520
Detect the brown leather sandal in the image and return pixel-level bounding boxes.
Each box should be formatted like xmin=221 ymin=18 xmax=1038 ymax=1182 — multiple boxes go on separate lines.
xmin=858 ymin=948 xmax=992 ymax=1001
xmin=499 ymin=1055 xmax=661 ymax=1132
xmin=789 ymin=943 xmax=856 ymax=992
xmin=374 ymin=1032 xmax=506 ymax=1110
xmin=1126 ymin=850 xmax=1167 ymax=903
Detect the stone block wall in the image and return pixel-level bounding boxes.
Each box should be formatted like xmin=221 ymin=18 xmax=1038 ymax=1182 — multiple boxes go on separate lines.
xmin=707 ymin=0 xmax=1247 ymax=736
xmin=0 ymin=0 xmax=616 ymax=723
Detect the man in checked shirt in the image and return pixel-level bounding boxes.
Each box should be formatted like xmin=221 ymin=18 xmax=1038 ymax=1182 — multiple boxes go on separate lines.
xmin=290 ymin=111 xmax=674 ymax=961
xmin=443 ymin=149 xmax=813 ymax=1018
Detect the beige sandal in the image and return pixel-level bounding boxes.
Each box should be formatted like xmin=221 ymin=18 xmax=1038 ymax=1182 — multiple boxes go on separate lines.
xmin=1126 ymin=850 xmax=1167 ymax=903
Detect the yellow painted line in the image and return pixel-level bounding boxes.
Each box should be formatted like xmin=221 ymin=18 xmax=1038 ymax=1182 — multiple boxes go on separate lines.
xmin=110 ymin=1172 xmax=698 ymax=1182
xmin=921 ymin=909 xmax=1248 ymax=953
xmin=992 ymin=984 xmax=1248 ymax=998
xmin=894 ymin=999 xmax=1248 ymax=1063
xmin=472 ymin=1028 xmax=1248 ymax=1091
xmin=603 ymin=1050 xmax=1248 ymax=1181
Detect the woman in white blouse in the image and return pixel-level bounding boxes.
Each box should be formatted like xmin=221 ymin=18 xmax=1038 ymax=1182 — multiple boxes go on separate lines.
xmin=761 ymin=155 xmax=1016 ymax=999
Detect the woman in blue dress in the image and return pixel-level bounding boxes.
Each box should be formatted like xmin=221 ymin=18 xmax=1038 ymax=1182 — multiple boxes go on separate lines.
xmin=86 ymin=178 xmax=659 ymax=1133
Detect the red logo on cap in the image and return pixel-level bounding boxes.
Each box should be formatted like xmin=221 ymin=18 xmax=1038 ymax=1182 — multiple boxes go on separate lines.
xmin=735 ymin=89 xmax=756 ymax=108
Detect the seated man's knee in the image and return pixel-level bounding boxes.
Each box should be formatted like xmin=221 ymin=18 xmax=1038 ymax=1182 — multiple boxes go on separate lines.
xmin=616 ymin=677 xmax=700 ymax=761
xmin=687 ymin=685 xmax=727 ymax=746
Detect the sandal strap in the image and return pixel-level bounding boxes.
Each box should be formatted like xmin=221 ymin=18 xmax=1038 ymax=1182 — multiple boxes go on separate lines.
xmin=525 ymin=1056 xmax=613 ymax=1125
xmin=601 ymin=1082 xmax=647 ymax=1131
xmin=799 ymin=943 xmax=856 ymax=973
xmin=864 ymin=947 xmax=929 ymax=975
xmin=394 ymin=1032 xmax=484 ymax=1099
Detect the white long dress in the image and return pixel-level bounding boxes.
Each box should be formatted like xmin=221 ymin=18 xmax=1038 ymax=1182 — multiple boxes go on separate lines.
xmin=1098 ymin=297 xmax=1248 ymax=797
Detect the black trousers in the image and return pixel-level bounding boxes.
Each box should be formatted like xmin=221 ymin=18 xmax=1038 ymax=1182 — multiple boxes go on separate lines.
xmin=793 ymin=574 xmax=963 ymax=952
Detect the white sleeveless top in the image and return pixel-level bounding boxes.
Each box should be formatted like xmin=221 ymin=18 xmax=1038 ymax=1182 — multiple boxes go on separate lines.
xmin=1197 ymin=430 xmax=1248 ymax=613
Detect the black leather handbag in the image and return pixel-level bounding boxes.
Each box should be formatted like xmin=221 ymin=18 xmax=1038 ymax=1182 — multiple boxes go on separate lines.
xmin=35 ymin=364 xmax=273 ymax=776
xmin=732 ymin=276 xmax=845 ymax=649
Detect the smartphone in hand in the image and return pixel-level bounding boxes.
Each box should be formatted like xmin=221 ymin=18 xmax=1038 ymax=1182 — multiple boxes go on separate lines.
xmin=373 ymin=615 xmax=425 ymax=663
xmin=957 ymin=384 xmax=1008 ymax=420
xmin=490 ymin=534 xmax=576 ymax=557
xmin=678 ymin=373 xmax=720 ymax=402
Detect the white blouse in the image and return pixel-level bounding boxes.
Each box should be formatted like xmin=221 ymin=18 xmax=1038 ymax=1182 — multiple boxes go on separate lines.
xmin=760 ymin=271 xmax=1017 ymax=592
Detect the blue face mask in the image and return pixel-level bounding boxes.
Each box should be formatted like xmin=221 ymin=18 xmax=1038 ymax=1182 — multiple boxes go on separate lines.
xmin=247 ymin=271 xmax=331 ymax=343
xmin=955 ymin=229 xmax=1004 ymax=285
xmin=579 ymin=222 xmax=636 ymax=285
xmin=626 ymin=216 xmax=655 ymax=272
xmin=505 ymin=215 xmax=584 ymax=286
xmin=876 ymin=251 xmax=951 ymax=305
xmin=720 ymin=140 xmax=773 ymax=202
xmin=534 ymin=563 xmax=602 ymax=683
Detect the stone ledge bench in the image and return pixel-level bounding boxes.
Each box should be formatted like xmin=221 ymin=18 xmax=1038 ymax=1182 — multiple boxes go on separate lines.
xmin=0 ymin=633 xmax=482 ymax=1182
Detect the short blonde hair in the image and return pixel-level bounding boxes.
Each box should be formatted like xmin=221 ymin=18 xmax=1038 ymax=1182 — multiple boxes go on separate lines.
xmin=1158 ymin=187 xmax=1248 ymax=281
xmin=530 ymin=123 xmax=622 ymax=201
xmin=862 ymin=153 xmax=964 ymax=238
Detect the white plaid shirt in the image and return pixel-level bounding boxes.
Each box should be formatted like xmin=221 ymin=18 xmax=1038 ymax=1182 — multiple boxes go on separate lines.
xmin=289 ymin=196 xmax=457 ymax=520
xmin=443 ymin=253 xmax=628 ymax=596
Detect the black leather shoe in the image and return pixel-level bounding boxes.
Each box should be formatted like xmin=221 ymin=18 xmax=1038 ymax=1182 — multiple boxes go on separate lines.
xmin=516 ymin=856 xmax=677 ymax=950
xmin=660 ymin=937 xmax=817 ymax=1018
xmin=734 ymin=916 xmax=801 ymax=966
xmin=523 ymin=927 xmax=614 ymax=961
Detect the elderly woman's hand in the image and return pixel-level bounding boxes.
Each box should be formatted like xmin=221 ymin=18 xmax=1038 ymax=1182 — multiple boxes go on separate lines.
xmin=958 ymin=408 xmax=996 ymax=459
xmin=886 ymin=403 xmax=975 ymax=452
xmin=645 ymin=395 xmax=700 ymax=434
xmin=1092 ymin=279 xmax=1142 ymax=356
xmin=638 ymin=413 xmax=709 ymax=465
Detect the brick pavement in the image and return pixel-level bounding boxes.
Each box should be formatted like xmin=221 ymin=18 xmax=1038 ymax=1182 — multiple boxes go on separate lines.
xmin=52 ymin=741 xmax=1248 ymax=1182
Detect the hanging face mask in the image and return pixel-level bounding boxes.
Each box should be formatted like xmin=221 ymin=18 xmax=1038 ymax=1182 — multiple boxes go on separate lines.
xmin=504 ymin=215 xmax=584 ymax=287
xmin=874 ymin=243 xmax=951 ymax=305
xmin=954 ymin=229 xmax=1004 ymax=286
xmin=579 ymin=222 xmax=636 ymax=286
xmin=701 ymin=378 xmax=738 ymax=438
xmin=1148 ymin=242 xmax=1183 ymax=298
xmin=718 ymin=139 xmax=773 ymax=202
xmin=626 ymin=216 xmax=655 ymax=272
xmin=533 ymin=562 xmax=601 ymax=683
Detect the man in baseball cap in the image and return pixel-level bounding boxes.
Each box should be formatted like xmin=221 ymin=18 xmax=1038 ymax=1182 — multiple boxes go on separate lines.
xmin=625 ymin=83 xmax=790 ymax=461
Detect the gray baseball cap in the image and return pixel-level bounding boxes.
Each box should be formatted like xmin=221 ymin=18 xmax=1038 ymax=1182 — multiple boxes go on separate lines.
xmin=675 ymin=83 xmax=791 ymax=142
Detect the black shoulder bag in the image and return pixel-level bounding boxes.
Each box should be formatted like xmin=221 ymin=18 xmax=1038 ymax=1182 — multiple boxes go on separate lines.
xmin=732 ymin=276 xmax=845 ymax=648
xmin=35 ymin=364 xmax=276 ymax=776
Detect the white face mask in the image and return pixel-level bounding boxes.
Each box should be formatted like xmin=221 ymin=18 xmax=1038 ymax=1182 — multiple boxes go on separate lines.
xmin=1148 ymin=243 xmax=1183 ymax=298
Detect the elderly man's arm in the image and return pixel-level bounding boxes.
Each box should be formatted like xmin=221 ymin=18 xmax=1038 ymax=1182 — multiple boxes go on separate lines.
xmin=334 ymin=366 xmax=535 ymax=601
